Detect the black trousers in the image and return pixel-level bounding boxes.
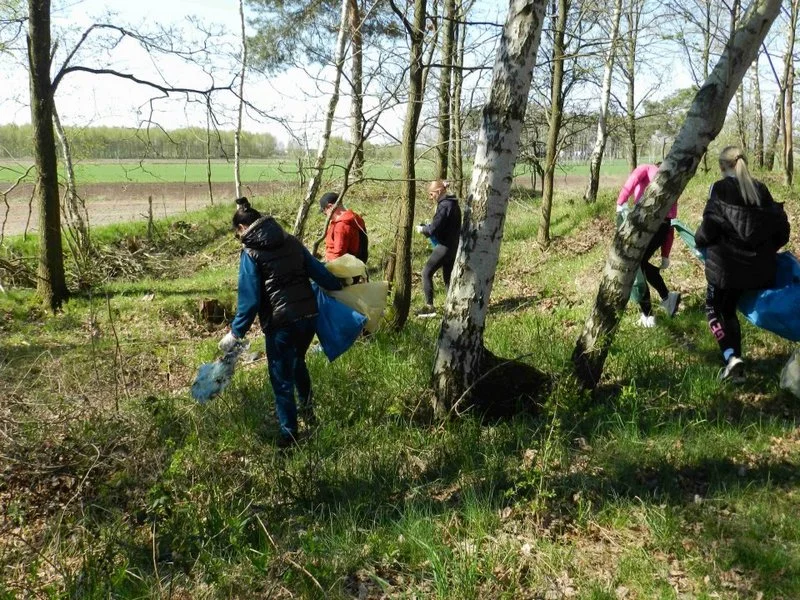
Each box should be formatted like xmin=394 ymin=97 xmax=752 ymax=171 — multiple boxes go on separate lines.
xmin=639 ymin=222 xmax=671 ymax=316
xmin=705 ymin=284 xmax=742 ymax=362
xmin=422 ymin=244 xmax=456 ymax=305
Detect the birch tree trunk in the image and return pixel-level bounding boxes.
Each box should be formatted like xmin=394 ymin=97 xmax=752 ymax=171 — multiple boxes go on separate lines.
xmin=752 ymin=60 xmax=764 ymax=168
xmin=348 ymin=0 xmax=365 ymax=179
xmin=389 ymin=0 xmax=426 ymax=330
xmin=736 ymin=84 xmax=747 ymax=150
xmin=450 ymin=1 xmax=465 ymax=198
xmin=432 ymin=0 xmax=548 ymax=412
xmin=234 ymin=0 xmax=247 ymax=198
xmin=28 ymin=0 xmax=67 ymax=311
xmin=538 ymin=0 xmax=568 ymax=247
xmin=784 ymin=0 xmax=798 ymax=186
xmin=292 ymin=0 xmax=350 ymax=239
xmin=584 ymin=0 xmax=622 ymax=204
xmin=572 ymin=0 xmax=782 ymax=389
xmin=435 ymin=0 xmax=456 ymax=180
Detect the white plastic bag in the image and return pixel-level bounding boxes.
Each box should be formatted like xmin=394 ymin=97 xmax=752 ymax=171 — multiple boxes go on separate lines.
xmin=780 ymin=349 xmax=800 ymax=399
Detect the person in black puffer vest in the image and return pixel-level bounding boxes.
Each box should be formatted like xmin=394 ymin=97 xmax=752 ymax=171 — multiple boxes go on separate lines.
xmin=414 ymin=179 xmax=462 ymax=317
xmin=695 ymin=146 xmax=790 ymax=383
xmin=218 ymin=197 xmax=342 ymax=447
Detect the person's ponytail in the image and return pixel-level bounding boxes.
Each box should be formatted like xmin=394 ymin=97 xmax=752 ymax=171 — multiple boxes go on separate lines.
xmin=719 ymin=146 xmax=760 ymax=205
xmin=232 ymin=196 xmax=262 ymax=230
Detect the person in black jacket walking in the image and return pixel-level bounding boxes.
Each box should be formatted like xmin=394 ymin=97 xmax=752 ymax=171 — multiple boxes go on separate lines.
xmin=415 ymin=180 xmax=462 ymax=317
xmin=695 ymin=146 xmax=790 ymax=383
xmin=218 ymin=197 xmax=342 ymax=447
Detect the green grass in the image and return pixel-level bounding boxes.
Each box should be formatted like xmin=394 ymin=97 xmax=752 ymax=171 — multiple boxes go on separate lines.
xmin=0 ymin=158 xmax=442 ymax=185
xmin=1 ymin=174 xmax=799 ymax=598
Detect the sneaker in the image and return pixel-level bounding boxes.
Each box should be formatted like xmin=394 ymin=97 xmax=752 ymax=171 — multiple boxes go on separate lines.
xmin=637 ymin=314 xmax=656 ymax=328
xmin=719 ymin=356 xmax=745 ymax=383
xmin=415 ymin=304 xmax=437 ymax=318
xmin=660 ymin=291 xmax=681 ymax=317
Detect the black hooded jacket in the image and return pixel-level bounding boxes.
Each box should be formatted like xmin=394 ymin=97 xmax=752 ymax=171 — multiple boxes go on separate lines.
xmin=422 ymin=195 xmax=462 ymax=250
xmin=240 ymin=216 xmax=318 ymax=330
xmin=695 ymin=177 xmax=790 ymax=290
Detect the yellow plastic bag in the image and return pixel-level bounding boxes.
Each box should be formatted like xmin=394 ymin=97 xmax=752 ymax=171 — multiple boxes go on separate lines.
xmin=329 ymin=281 xmax=389 ymax=333
xmin=325 ymin=254 xmax=367 ymax=279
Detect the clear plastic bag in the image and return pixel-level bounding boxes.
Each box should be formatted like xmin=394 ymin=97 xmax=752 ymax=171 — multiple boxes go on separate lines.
xmin=780 ymin=349 xmax=800 ymax=399
xmin=325 ymin=253 xmax=367 ymax=279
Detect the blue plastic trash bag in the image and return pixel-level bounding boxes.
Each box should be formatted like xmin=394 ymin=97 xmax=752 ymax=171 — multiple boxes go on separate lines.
xmin=672 ymin=218 xmax=800 ymax=342
xmin=191 ymin=341 xmax=250 ymax=404
xmin=313 ymin=283 xmax=367 ymax=362
xmin=738 ymin=252 xmax=800 ymax=342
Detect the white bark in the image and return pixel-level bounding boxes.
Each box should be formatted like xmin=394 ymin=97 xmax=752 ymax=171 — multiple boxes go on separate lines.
xmin=234 ymin=0 xmax=247 ymax=198
xmin=292 ymin=0 xmax=350 ymax=239
xmin=432 ymin=0 xmax=548 ymax=412
xmin=584 ymin=0 xmax=622 ymax=204
xmin=573 ymin=0 xmax=783 ymax=388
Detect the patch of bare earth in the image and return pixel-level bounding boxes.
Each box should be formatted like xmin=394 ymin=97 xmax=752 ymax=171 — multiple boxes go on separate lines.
xmin=1 ymin=181 xmax=297 ymax=236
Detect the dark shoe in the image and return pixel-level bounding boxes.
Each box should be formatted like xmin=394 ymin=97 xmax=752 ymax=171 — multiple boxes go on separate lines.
xmin=299 ymin=407 xmax=317 ymax=428
xmin=277 ymin=433 xmax=298 ymax=449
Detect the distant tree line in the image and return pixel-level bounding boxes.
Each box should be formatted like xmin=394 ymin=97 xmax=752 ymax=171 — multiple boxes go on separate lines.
xmin=0 ymin=124 xmax=280 ymax=160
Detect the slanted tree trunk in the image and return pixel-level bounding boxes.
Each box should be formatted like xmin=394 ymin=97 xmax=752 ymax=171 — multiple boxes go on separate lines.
xmin=348 ymin=0 xmax=365 ymax=179
xmin=28 ymin=0 xmax=67 ymax=311
xmin=432 ymin=0 xmax=548 ymax=413
xmin=435 ymin=0 xmax=456 ymax=180
xmin=584 ymin=0 xmax=622 ymax=204
xmin=449 ymin=1 xmax=465 ymax=198
xmin=292 ymin=0 xmax=350 ymax=239
xmin=388 ymin=0 xmax=427 ymax=330
xmin=234 ymin=0 xmax=247 ymax=198
xmin=752 ymin=60 xmax=764 ymax=168
xmin=538 ymin=0 xmax=568 ymax=247
xmin=784 ymin=0 xmax=798 ymax=186
xmin=572 ymin=0 xmax=782 ymax=389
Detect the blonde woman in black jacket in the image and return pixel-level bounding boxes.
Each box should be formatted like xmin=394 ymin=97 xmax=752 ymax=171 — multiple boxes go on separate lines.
xmin=695 ymin=146 xmax=790 ymax=383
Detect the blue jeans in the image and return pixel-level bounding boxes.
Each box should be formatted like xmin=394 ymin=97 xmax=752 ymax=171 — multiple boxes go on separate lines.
xmin=265 ymin=317 xmax=317 ymax=438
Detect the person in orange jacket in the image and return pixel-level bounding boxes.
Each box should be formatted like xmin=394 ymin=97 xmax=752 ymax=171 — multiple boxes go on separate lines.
xmin=320 ymin=192 xmax=368 ymax=263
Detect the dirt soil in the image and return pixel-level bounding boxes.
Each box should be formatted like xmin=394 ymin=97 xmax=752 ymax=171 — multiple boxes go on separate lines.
xmin=1 ymin=181 xmax=295 ymax=236
xmin=0 ymin=174 xmax=627 ymax=237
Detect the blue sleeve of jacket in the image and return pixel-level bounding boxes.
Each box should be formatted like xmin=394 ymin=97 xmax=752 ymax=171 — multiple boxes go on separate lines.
xmin=230 ymin=251 xmax=261 ymax=338
xmin=422 ymin=201 xmax=450 ymax=239
xmin=303 ymin=247 xmax=343 ymax=291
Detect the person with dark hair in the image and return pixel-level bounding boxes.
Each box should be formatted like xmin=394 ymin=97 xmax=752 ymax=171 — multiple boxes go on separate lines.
xmin=319 ymin=192 xmax=368 ymax=263
xmin=414 ymin=180 xmax=462 ymax=318
xmin=219 ymin=197 xmax=343 ymax=447
xmin=616 ymin=163 xmax=681 ymax=327
xmin=695 ymin=146 xmax=790 ymax=383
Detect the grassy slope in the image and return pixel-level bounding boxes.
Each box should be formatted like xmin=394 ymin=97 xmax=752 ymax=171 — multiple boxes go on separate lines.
xmin=1 ymin=172 xmax=798 ymax=599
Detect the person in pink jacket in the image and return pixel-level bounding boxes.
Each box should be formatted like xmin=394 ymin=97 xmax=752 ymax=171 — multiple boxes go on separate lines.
xmin=616 ymin=163 xmax=681 ymax=326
